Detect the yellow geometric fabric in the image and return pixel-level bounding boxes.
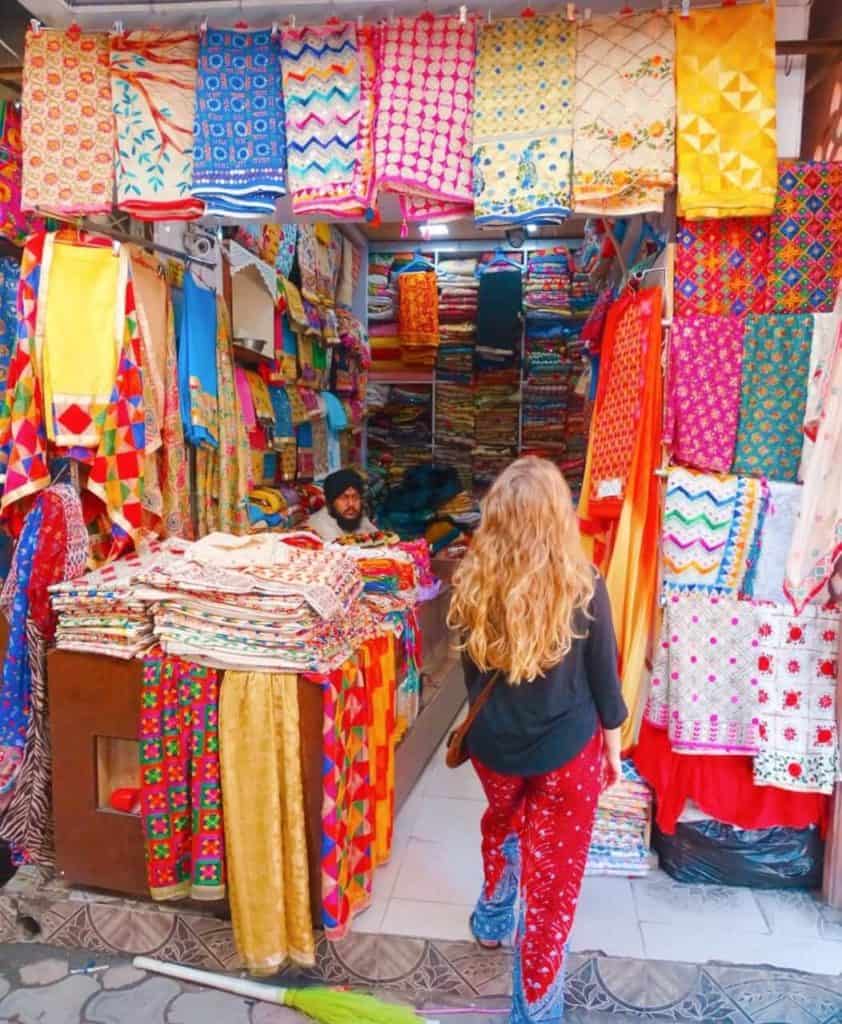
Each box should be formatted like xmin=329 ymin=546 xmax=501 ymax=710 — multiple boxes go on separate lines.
xmin=675 ymin=0 xmax=777 ymax=220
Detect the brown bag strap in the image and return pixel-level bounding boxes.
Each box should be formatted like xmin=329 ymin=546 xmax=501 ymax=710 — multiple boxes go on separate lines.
xmin=461 ymin=670 xmax=501 ymax=731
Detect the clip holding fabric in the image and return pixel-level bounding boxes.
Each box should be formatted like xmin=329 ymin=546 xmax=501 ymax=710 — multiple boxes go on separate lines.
xmin=29 ymin=18 xmax=42 ymax=34
xmin=199 ymin=17 xmax=208 ymax=37
xmin=459 ymin=5 xmax=467 ymax=23
xmin=566 ymin=3 xmax=576 ymax=21
xmin=680 ymin=0 xmax=691 ymax=17
xmin=112 ymin=20 xmax=124 ymax=36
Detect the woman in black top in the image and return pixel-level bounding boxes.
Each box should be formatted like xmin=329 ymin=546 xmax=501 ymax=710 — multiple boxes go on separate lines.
xmin=448 ymin=456 xmax=627 ymax=1024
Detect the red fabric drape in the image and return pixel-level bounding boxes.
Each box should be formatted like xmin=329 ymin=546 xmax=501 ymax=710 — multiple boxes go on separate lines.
xmin=633 ymin=720 xmax=829 ymax=836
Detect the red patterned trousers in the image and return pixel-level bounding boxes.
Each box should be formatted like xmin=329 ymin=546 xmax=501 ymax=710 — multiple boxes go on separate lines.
xmin=471 ymin=731 xmax=602 ymax=1023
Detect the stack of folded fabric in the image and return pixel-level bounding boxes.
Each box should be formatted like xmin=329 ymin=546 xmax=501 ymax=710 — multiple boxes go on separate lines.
xmin=368 ymin=253 xmax=403 ymax=376
xmin=522 ymin=248 xmax=593 ymax=495
xmin=585 ymin=761 xmax=654 ymax=878
xmin=50 ymin=539 xmax=188 ymax=659
xmin=136 ymin=533 xmax=375 ymax=673
xmin=366 ymin=385 xmax=433 ymax=482
xmin=472 ymin=367 xmax=520 ymax=489
xmin=435 ymin=257 xmax=478 ymax=488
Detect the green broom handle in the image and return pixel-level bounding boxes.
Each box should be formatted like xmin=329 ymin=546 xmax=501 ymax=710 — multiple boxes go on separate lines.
xmin=133 ymin=956 xmax=286 ymax=1005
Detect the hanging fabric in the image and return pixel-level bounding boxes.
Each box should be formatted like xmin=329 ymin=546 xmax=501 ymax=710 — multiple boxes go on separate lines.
xmin=665 ymin=315 xmax=746 ymax=473
xmin=674 ymin=218 xmax=772 ymax=318
xmin=129 ymin=249 xmax=191 ymax=539
xmin=573 ymin=12 xmax=675 ymax=215
xmin=21 ymin=28 xmax=114 ymax=214
xmin=661 ymin=467 xmax=768 ymax=597
xmin=110 ymin=32 xmax=203 ymax=221
xmin=140 ymin=650 xmax=226 ymax=901
xmin=178 ymin=272 xmax=218 ymax=449
xmin=219 ymin=670 xmax=315 ymax=975
xmin=770 ymin=160 xmax=842 ymax=315
xmin=752 ymin=604 xmax=840 ymax=795
xmin=87 ymin=277 xmax=147 ymax=558
xmin=318 ymin=658 xmax=375 ymax=941
xmin=752 ymin=481 xmax=803 ymax=605
xmin=370 ymin=15 xmax=476 ymax=223
xmin=0 ymin=258 xmax=19 ymax=412
xmin=472 ymin=14 xmax=575 ymax=225
xmin=191 ymin=28 xmax=286 ymax=217
xmin=280 ymin=23 xmax=377 ymax=218
xmin=675 ymin=0 xmax=777 ymax=219
xmin=784 ymin=285 xmax=842 ymax=614
xmin=0 ymin=232 xmax=50 ymax=518
xmin=35 ymin=235 xmax=125 ymax=449
xmin=731 ymin=314 xmax=813 ymax=482
xmin=646 ymin=592 xmax=761 ymax=756
xmin=0 ymin=102 xmax=42 ymax=247
xmin=579 ymin=287 xmax=664 ymax=750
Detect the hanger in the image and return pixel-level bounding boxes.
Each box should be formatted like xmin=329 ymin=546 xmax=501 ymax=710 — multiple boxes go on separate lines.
xmin=395 ymin=247 xmax=434 ymax=274
xmin=484 ymin=246 xmax=520 ymax=272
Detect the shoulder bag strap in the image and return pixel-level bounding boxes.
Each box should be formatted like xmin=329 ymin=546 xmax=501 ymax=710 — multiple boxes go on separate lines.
xmin=461 ymin=670 xmax=501 ymax=731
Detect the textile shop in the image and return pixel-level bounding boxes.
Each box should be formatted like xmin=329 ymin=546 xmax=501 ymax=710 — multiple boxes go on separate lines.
xmin=0 ymin=0 xmax=838 ymax=980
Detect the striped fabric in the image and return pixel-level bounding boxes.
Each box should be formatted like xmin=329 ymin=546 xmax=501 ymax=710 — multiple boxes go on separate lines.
xmin=280 ymin=23 xmax=377 ymax=217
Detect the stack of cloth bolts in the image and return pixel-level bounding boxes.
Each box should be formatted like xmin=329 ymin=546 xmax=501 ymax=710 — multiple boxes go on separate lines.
xmin=131 ymin=533 xmax=371 ymax=672
xmin=435 ymin=257 xmax=479 ymax=490
xmin=50 ymin=539 xmax=187 ymax=659
xmin=585 ymin=760 xmax=654 ymax=878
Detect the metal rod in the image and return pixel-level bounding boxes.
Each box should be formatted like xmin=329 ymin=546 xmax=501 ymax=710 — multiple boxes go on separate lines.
xmin=34 ymin=211 xmax=217 ymax=269
xmin=777 ymin=39 xmax=842 ymax=56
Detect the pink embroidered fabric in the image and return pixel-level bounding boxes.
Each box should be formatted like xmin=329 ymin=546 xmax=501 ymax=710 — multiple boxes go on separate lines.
xmin=645 ymin=592 xmax=762 ymax=756
xmin=370 ymin=16 xmax=475 ymax=223
xmin=665 ymin=315 xmax=746 ymax=473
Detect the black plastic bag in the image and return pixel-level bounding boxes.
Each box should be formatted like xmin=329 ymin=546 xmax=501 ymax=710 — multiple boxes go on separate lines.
xmin=653 ymin=819 xmax=824 ymax=889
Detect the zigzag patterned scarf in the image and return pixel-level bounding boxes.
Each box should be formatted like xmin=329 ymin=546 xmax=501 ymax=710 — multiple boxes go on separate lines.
xmin=281 ymin=23 xmax=377 ymax=218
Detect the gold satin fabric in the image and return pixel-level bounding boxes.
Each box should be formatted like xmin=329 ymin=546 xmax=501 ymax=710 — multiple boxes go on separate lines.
xmin=219 ymin=671 xmax=315 ymax=975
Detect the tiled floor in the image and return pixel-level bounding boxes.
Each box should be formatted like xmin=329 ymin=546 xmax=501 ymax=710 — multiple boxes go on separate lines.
xmin=355 ymin=735 xmax=842 ymax=977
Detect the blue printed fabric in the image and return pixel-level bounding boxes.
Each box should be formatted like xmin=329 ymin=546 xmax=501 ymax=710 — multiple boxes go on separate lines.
xmin=0 ymin=502 xmax=42 ymax=794
xmin=192 ymin=28 xmax=287 ymax=217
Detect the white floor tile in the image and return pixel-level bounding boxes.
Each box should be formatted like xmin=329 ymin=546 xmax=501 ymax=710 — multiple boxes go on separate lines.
xmin=569 ymin=912 xmax=645 ymax=959
xmin=640 ymin=921 xmax=842 ymax=975
xmin=632 ymin=873 xmax=769 ymax=933
xmin=393 ymin=837 xmax=484 ymax=904
xmin=381 ymin=899 xmax=475 ymax=942
xmin=410 ymin=797 xmax=485 ymax=847
xmin=421 ymin=759 xmax=487 ymax=801
xmin=753 ymin=889 xmax=825 ymax=939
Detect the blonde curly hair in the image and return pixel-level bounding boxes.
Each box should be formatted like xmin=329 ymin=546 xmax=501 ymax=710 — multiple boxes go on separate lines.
xmin=448 ymin=456 xmax=595 ymax=683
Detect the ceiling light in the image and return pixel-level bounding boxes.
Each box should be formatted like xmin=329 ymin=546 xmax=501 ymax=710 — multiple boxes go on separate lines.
xmin=526 ymin=224 xmax=539 ymax=235
xmin=420 ymin=223 xmax=449 ymax=238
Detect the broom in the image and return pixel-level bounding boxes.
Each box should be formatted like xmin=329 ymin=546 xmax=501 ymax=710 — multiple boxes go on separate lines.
xmin=133 ymin=956 xmax=426 ymax=1024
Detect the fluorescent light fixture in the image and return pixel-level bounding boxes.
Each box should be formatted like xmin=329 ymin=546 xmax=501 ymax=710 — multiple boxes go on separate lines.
xmin=420 ymin=223 xmax=450 ymax=238
xmin=526 ymin=224 xmax=539 ymax=235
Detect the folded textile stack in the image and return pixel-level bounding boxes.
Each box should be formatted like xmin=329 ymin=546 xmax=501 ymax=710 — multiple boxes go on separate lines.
xmin=585 ymin=760 xmax=653 ymax=878
xmin=368 ymin=255 xmax=397 ymax=322
xmin=367 ymin=385 xmax=433 ymax=482
xmin=50 ymin=539 xmax=188 ymax=659
xmin=435 ymin=380 xmax=476 ymax=491
xmin=521 ymin=249 xmax=593 ymax=497
xmin=137 ymin=533 xmax=376 ymax=672
xmin=472 ymin=370 xmax=520 ymax=489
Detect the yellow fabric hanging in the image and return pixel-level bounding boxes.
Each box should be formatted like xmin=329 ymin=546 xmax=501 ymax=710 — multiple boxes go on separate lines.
xmin=219 ymin=671 xmax=315 ymax=976
xmin=675 ymin=0 xmax=777 ymax=219
xmin=36 ymin=236 xmax=124 ymax=447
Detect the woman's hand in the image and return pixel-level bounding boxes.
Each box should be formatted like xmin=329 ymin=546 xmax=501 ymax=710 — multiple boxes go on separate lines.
xmin=601 ymin=727 xmax=622 ymax=791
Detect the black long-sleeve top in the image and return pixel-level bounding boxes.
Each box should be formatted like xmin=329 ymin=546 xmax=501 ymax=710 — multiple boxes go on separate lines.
xmin=462 ymin=573 xmax=628 ymax=776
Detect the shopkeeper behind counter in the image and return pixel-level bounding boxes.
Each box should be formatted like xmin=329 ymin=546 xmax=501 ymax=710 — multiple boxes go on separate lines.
xmin=307 ymin=469 xmax=377 ymax=542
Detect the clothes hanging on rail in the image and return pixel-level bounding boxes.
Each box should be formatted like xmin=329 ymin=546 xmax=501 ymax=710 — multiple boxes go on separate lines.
xmin=110 ymin=31 xmax=204 ymax=221
xmin=472 ymin=14 xmax=575 ymax=226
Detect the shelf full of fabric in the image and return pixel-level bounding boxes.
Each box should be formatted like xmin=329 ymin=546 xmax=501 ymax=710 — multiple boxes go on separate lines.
xmin=522 ymin=247 xmax=596 ymax=502
xmin=434 ymin=257 xmax=479 ymax=491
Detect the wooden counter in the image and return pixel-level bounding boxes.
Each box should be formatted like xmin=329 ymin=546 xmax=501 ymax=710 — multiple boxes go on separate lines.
xmin=46 ymin=588 xmax=462 ymax=925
